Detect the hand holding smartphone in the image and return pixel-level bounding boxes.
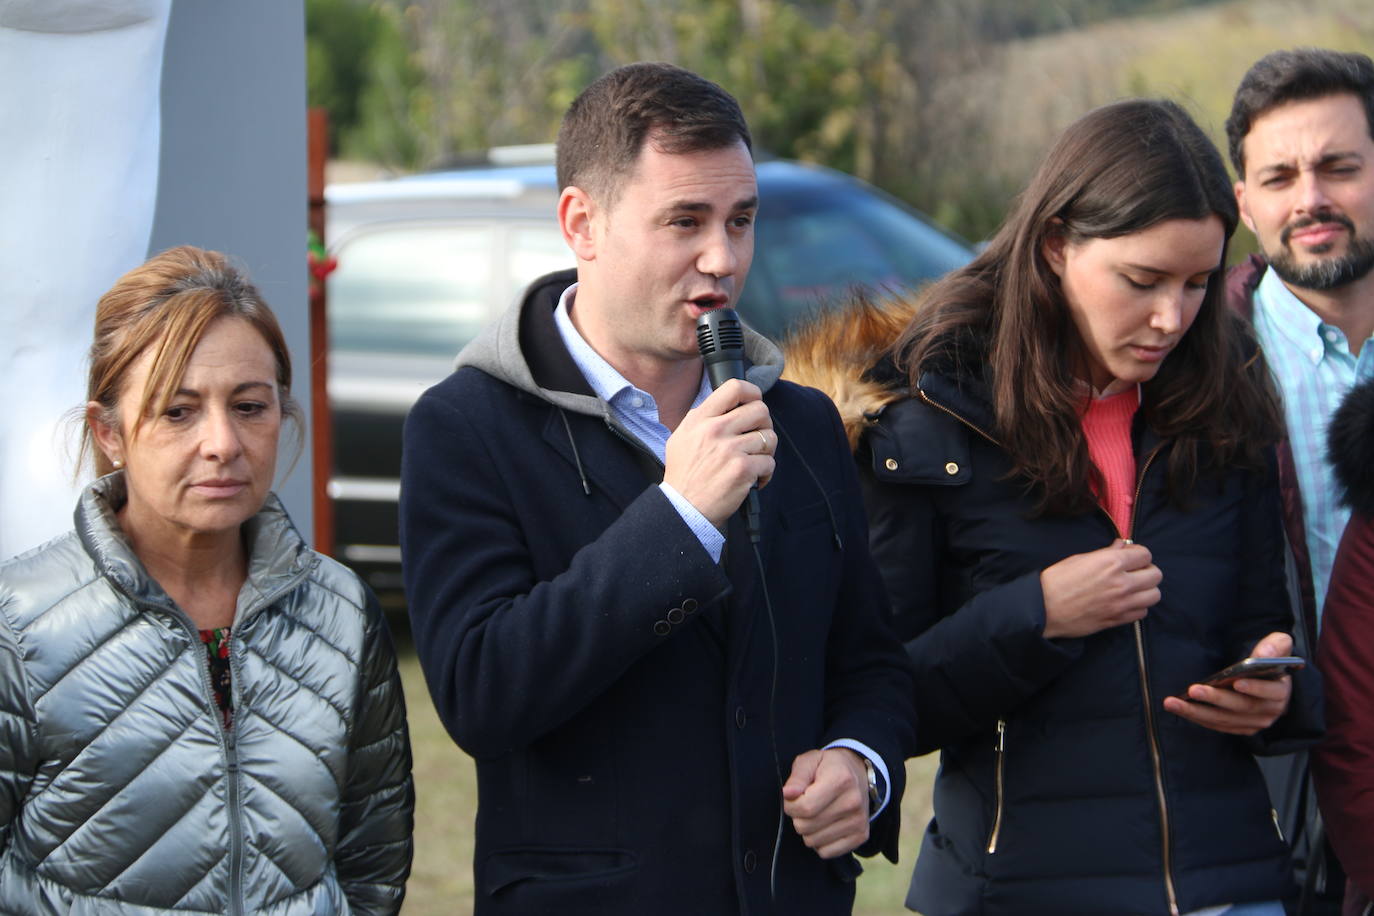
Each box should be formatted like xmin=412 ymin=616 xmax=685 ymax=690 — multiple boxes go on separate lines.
xmin=1163 ymin=634 xmax=1298 ymax=736
xmin=1198 ymin=656 xmax=1305 ymax=689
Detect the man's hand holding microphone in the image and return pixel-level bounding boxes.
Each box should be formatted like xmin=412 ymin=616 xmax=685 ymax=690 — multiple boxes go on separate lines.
xmin=664 ymin=309 xmax=774 ymax=534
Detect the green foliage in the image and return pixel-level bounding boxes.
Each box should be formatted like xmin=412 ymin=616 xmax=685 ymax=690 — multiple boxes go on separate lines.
xmin=579 ymin=0 xmax=867 ymax=170
xmin=306 ymin=0 xmax=420 ymax=160
xmin=307 ymin=0 xmax=1374 ymax=243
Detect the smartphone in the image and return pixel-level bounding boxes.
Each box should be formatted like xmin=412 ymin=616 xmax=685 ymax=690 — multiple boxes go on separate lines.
xmin=1199 ymin=656 xmax=1305 ymax=688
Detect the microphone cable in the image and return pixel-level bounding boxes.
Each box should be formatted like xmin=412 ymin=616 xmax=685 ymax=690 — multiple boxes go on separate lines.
xmin=751 ymin=530 xmax=784 ymax=903
xmin=694 ymin=310 xmax=848 ymax=904
xmin=763 ymin=416 xmax=848 ymax=903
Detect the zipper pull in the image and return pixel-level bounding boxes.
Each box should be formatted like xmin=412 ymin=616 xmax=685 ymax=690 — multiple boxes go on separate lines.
xmin=995 ymin=719 xmax=1006 ymax=752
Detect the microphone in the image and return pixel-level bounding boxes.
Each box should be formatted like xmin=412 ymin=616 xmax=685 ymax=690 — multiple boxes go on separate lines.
xmin=696 ymin=307 xmax=747 ymax=389
xmin=695 ymin=308 xmax=762 ymax=542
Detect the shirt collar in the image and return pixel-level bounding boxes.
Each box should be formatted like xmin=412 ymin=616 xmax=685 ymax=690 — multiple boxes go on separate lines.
xmin=553 ymin=283 xmax=712 ymax=410
xmin=1255 ymin=267 xmax=1342 ymax=365
xmin=1074 ymin=377 xmax=1141 ymax=401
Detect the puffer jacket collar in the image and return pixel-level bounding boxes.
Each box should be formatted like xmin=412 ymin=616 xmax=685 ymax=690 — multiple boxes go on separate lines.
xmin=857 ymin=365 xmax=999 ymax=492
xmin=915 ymin=365 xmax=997 ymax=440
xmin=74 ymin=472 xmax=317 ymax=624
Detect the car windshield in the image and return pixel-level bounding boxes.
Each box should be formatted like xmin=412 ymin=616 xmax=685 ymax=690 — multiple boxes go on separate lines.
xmin=743 ymin=180 xmax=971 ymax=339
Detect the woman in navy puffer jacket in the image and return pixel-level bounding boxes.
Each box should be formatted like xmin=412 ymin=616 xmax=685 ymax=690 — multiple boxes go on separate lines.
xmin=787 ymin=100 xmax=1324 ymax=916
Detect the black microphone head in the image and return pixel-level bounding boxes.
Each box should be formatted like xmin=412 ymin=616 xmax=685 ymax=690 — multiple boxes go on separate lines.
xmin=696 ymin=308 xmax=745 ymax=357
xmin=696 ymin=308 xmax=747 ymax=389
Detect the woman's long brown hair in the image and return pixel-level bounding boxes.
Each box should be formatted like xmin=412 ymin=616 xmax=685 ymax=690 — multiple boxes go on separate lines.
xmin=895 ymin=99 xmax=1282 ymax=516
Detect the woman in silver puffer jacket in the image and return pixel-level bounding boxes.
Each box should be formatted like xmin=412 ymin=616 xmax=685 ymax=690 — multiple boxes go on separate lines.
xmin=0 ymin=246 xmax=414 ymax=914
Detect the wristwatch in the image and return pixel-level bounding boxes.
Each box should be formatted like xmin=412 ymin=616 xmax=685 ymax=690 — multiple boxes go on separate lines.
xmin=863 ymin=758 xmax=880 ymax=813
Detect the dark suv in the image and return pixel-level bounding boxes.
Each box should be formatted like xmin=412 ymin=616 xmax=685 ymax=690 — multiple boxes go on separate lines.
xmin=325 ymin=154 xmax=971 ymax=599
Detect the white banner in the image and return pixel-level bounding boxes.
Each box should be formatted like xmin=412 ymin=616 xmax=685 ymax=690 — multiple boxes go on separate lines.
xmin=0 ymin=0 xmax=172 ymax=558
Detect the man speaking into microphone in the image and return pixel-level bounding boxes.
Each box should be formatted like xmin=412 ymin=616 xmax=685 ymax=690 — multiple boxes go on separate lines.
xmin=400 ymin=62 xmax=914 ymax=916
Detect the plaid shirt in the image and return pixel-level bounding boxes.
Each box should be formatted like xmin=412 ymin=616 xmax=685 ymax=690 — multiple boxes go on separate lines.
xmin=1252 ymin=268 xmax=1374 ymax=617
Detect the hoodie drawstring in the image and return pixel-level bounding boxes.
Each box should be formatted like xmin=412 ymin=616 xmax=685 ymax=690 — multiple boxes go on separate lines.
xmin=773 ymin=418 xmax=843 ymax=551
xmin=558 ymin=409 xmax=592 ymax=496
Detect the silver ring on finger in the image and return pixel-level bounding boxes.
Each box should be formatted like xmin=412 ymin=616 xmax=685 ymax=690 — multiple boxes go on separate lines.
xmin=756 ymin=430 xmax=769 ymax=453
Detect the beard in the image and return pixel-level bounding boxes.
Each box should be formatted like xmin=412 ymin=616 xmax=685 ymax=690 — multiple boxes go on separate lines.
xmin=1267 ymin=210 xmax=1374 ymax=291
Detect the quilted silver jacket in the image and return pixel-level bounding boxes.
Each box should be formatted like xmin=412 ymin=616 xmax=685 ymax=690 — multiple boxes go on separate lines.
xmin=0 ymin=474 xmax=413 ymax=914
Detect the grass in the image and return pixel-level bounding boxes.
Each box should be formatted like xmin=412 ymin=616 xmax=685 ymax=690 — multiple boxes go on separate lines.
xmin=394 ymin=644 xmax=939 ymax=915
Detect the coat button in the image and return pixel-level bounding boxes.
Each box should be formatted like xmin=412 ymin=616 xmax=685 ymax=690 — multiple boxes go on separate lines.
xmin=945 ymin=461 xmax=959 ymax=476
xmin=743 ymin=850 xmax=757 ymax=873
xmin=681 ymin=598 xmax=698 ymax=614
xmin=667 ymin=607 xmax=685 ymax=624
xmin=735 ymin=706 xmax=747 ymax=728
xmin=652 ymin=620 xmax=671 ymax=636
xmin=884 ymin=458 xmax=899 ymax=471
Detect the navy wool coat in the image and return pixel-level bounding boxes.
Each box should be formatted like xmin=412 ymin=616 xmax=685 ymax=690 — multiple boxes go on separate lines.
xmin=400 ymin=271 xmax=915 ymax=916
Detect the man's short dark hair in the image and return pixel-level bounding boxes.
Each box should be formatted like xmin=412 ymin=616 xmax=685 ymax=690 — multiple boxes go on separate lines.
xmin=556 ymin=62 xmax=752 ymax=205
xmin=1226 ymin=47 xmax=1374 ymax=177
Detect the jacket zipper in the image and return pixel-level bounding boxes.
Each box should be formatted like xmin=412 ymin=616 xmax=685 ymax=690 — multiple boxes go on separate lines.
xmin=226 ymin=752 xmax=243 ymax=914
xmin=216 ymin=574 xmax=309 ymax=916
xmin=225 ymin=629 xmax=245 ymax=916
xmin=146 ymin=573 xmax=306 ymax=916
xmin=604 ymin=415 xmax=666 ymax=466
xmin=1132 ymin=619 xmax=1178 ymax=916
xmin=172 ymin=613 xmax=245 ymax=915
xmin=156 ymin=610 xmax=245 ymax=915
xmin=1123 ymin=446 xmax=1180 ymax=916
xmin=916 ymin=388 xmax=1003 ymax=448
xmin=986 ymin=718 xmax=1007 ymax=853
xmin=919 ymin=388 xmax=1013 ymax=856
xmin=918 ymin=387 xmax=1019 ymax=856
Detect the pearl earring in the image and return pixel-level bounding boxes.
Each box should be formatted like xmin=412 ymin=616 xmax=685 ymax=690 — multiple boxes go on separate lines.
xmin=112 ymin=458 xmax=123 ymax=469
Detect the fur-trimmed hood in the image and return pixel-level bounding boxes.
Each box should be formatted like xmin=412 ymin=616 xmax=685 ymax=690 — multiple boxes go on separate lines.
xmin=1329 ymin=377 xmax=1374 ymax=518
xmin=780 ymin=296 xmax=919 ymax=449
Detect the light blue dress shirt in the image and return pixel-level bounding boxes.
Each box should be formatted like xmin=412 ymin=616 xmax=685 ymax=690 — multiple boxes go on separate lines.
xmin=1252 ymin=268 xmax=1374 ymax=617
xmin=553 ymin=286 xmax=725 ymax=562
xmin=553 ymin=283 xmax=891 ymax=817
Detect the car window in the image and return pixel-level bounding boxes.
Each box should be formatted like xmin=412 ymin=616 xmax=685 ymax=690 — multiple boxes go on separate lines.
xmin=744 ymin=183 xmax=971 ymax=339
xmin=329 ymin=224 xmax=494 ymax=357
xmin=505 ymin=225 xmax=575 ymax=304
